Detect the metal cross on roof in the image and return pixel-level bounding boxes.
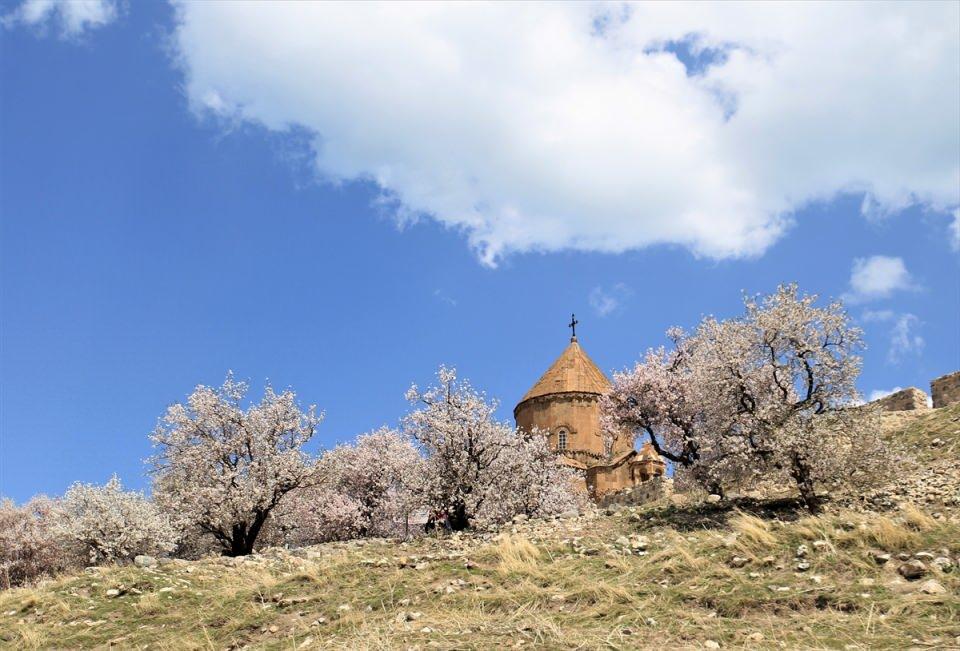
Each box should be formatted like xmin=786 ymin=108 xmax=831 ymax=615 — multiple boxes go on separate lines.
xmin=568 ymin=313 xmax=579 ymax=339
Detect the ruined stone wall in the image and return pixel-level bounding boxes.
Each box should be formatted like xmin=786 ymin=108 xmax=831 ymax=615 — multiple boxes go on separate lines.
xmin=587 ymin=461 xmax=635 ymax=496
xmin=597 ymin=477 xmax=673 ymax=508
xmin=870 ymin=387 xmax=930 ymax=412
xmin=931 ymin=371 xmax=960 ymax=408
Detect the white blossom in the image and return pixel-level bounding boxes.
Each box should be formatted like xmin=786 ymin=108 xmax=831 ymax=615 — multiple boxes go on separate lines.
xmin=55 ymin=476 xmax=177 ymax=564
xmin=604 ymin=284 xmax=887 ymax=510
xmin=0 ymin=496 xmax=76 ymax=588
xmin=405 ymin=366 xmax=581 ymax=529
xmin=149 ymin=373 xmax=321 ymax=556
xmin=279 ymin=427 xmax=424 ymax=543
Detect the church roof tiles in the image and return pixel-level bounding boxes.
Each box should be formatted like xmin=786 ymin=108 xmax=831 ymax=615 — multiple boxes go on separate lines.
xmin=518 ymin=337 xmax=611 ymax=404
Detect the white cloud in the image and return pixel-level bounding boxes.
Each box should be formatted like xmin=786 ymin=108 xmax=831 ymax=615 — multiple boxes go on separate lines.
xmin=860 ymin=309 xmax=895 ymax=323
xmin=3 ymin=0 xmax=117 ymax=38
xmin=888 ymin=313 xmax=925 ymax=364
xmin=861 ymin=309 xmax=925 ymax=365
xmin=589 ymin=283 xmax=631 ymax=317
xmin=171 ymin=3 xmax=960 ymax=265
xmin=433 ymin=289 xmax=457 ymax=307
xmin=951 ymin=209 xmax=960 ymax=252
xmin=847 ymin=256 xmax=915 ymax=303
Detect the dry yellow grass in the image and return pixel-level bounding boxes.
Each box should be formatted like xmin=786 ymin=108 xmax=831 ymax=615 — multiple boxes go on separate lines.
xmin=729 ymin=511 xmax=778 ymax=548
xmin=493 ymin=534 xmax=542 ymax=575
xmin=1 ymin=505 xmax=958 ymax=649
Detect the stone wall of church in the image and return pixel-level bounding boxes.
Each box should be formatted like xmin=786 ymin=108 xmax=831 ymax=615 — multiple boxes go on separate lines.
xmin=515 ymin=392 xmax=631 ymax=458
xmin=514 ymin=393 xmax=616 ymax=456
xmin=586 ymin=460 xmax=635 ymax=496
xmin=931 ymin=371 xmax=960 ymax=408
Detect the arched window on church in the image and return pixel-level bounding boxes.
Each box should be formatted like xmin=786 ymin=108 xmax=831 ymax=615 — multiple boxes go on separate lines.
xmin=556 ymin=428 xmax=568 ymax=451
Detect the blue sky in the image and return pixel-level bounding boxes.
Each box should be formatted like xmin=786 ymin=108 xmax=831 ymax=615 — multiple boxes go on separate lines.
xmin=1 ymin=1 xmax=958 ymax=503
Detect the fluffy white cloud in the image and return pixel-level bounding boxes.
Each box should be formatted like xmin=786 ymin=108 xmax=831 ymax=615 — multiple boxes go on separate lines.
xmin=3 ymin=0 xmax=117 ymax=38
xmin=847 ymin=256 xmax=915 ymax=302
xmin=170 ymin=2 xmax=960 ymax=265
xmin=589 ymin=283 xmax=631 ymax=317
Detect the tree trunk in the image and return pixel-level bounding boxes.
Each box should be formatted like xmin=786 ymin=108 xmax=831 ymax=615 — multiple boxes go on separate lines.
xmin=448 ymin=502 xmax=470 ymax=531
xmin=225 ymin=516 xmax=265 ymax=557
xmin=791 ymin=455 xmax=821 ymax=513
xmin=228 ymin=523 xmax=250 ymax=556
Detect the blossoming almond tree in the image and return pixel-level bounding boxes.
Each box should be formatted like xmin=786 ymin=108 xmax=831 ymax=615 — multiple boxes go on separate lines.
xmin=603 ymin=284 xmax=886 ymax=511
xmin=405 ymin=366 xmax=579 ymax=530
xmin=0 ymin=496 xmax=75 ymax=589
xmin=316 ymin=427 xmax=423 ymax=537
xmin=473 ymin=428 xmax=585 ymax=526
xmin=149 ymin=374 xmax=321 ymax=556
xmin=56 ymin=476 xmax=177 ymax=564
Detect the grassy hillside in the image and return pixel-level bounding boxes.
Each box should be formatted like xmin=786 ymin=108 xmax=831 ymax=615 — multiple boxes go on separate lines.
xmin=2 ymin=504 xmax=957 ymax=649
xmin=1 ymin=405 xmax=958 ymax=650
xmin=880 ymin=402 xmax=960 ymax=462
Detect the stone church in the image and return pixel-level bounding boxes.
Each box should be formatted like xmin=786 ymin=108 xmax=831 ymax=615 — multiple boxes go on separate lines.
xmin=514 ymin=325 xmax=665 ymax=497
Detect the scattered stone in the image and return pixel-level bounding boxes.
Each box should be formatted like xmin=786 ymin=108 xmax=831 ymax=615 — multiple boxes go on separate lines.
xmin=615 ymin=536 xmax=630 ymax=547
xmin=796 ymin=544 xmax=809 ymax=558
xmin=932 ymin=557 xmax=953 ymax=572
xmin=919 ymin=579 xmax=947 ymax=595
xmin=872 ymin=552 xmax=892 ymax=565
xmin=747 ymin=632 xmax=764 ymax=642
xmin=704 ymin=640 xmax=721 ymax=649
xmin=915 ymin=552 xmax=936 ymax=562
xmin=898 ymin=560 xmax=927 ymax=580
xmin=337 ymin=604 xmax=352 ymax=612
xmin=706 ymin=495 xmax=722 ymax=504
xmin=812 ymin=540 xmax=830 ymax=551
xmin=796 ymin=562 xmax=811 ymax=572
xmin=268 ymin=625 xmax=279 ymax=634
xmin=645 ymin=618 xmax=658 ymax=627
xmin=104 ymin=589 xmax=121 ymax=598
xmin=729 ymin=556 xmax=749 ymax=568
xmin=133 ymin=555 xmax=157 ymax=568
xmin=761 ymin=556 xmax=776 ymax=566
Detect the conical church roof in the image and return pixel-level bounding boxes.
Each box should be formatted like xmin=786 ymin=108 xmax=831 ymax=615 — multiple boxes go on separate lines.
xmin=519 ymin=337 xmax=611 ymax=404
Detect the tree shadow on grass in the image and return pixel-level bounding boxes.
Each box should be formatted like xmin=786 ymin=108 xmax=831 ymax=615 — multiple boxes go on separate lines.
xmin=632 ymin=496 xmax=812 ymax=533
